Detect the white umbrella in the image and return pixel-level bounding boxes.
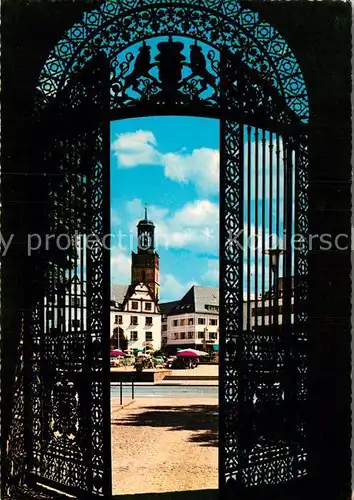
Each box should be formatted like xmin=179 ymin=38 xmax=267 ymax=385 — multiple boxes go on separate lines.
xmin=194 ymin=349 xmax=209 ymax=357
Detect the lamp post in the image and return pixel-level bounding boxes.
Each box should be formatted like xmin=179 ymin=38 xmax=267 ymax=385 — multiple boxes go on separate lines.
xmin=203 ymin=327 xmax=208 ymax=353
xmin=264 ymin=248 xmax=284 ymax=328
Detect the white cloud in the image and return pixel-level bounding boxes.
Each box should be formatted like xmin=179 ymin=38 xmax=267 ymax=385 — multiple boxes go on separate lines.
xmin=111 ymin=246 xmax=131 ymax=284
xmin=162 ymin=148 xmax=219 ymax=195
xmin=111 ymin=130 xmax=160 ymax=167
xmin=159 ymin=273 xmax=200 ymax=302
xmin=111 ymin=209 xmax=121 ymax=227
xmin=170 ymin=199 xmax=218 ymax=227
xmin=111 ymin=130 xmax=219 ymax=195
xmin=202 ymin=259 xmax=219 ymax=284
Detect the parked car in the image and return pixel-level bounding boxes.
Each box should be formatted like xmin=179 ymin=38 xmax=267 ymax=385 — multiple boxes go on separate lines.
xmin=153 ymin=356 xmax=165 ymax=366
xmin=165 ymin=356 xmax=177 ymax=368
xmin=172 ymin=357 xmax=188 ymax=369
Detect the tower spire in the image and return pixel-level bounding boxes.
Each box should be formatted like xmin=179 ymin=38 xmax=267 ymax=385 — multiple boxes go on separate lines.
xmin=144 ymin=203 xmax=148 ymax=220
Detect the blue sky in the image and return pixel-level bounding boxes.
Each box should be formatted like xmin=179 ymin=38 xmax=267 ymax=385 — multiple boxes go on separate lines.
xmin=110 ymin=116 xmax=220 ymax=302
xmin=110 ymin=116 xmax=293 ymax=302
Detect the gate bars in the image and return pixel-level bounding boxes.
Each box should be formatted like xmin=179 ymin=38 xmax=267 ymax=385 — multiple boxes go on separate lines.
xmin=222 ymin=114 xmax=308 ymax=489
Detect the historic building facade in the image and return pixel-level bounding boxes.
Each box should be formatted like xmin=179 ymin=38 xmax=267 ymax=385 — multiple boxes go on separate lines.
xmin=244 ymin=277 xmax=295 ymax=331
xmin=110 ymin=209 xmax=161 ymax=351
xmin=161 ymin=286 xmax=219 ymax=355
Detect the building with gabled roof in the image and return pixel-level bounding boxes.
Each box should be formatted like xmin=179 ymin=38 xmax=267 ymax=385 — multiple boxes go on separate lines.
xmin=160 ymin=285 xmax=219 ymax=355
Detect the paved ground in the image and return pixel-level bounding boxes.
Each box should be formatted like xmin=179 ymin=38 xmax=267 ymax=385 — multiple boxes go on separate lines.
xmin=156 ymin=380 xmax=218 ymax=385
xmin=111 ymin=397 xmax=218 ymax=496
xmin=111 ymin=364 xmax=219 ymax=378
xmin=169 ymin=365 xmax=218 ymax=378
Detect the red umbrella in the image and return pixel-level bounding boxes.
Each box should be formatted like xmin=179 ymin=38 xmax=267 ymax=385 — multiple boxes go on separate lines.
xmin=176 ymin=349 xmax=198 ymax=358
xmin=110 ymin=349 xmax=126 ymax=357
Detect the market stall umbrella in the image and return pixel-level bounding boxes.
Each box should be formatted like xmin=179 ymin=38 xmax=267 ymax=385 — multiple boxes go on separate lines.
xmin=176 ymin=349 xmax=198 ymax=358
xmin=110 ymin=349 xmax=126 ymax=357
xmin=194 ymin=349 xmax=209 ymax=357
xmin=177 ymin=348 xmax=207 ymax=356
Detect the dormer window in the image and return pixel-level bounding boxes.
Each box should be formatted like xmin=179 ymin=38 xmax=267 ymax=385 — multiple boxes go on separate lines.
xmin=131 ymin=301 xmax=139 ymax=310
xmin=145 ymin=302 xmax=152 ymax=311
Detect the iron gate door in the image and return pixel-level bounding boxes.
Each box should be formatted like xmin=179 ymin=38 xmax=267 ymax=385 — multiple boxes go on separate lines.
xmin=220 ymin=49 xmax=309 ymax=498
xmin=26 ymin=55 xmax=112 ymax=498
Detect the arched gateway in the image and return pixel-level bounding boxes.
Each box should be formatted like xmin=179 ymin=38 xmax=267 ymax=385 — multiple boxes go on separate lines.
xmin=5 ymin=1 xmax=310 ymax=499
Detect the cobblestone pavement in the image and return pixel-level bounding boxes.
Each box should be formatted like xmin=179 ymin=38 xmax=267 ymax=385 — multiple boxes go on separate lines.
xmin=111 ymin=397 xmax=218 ymax=496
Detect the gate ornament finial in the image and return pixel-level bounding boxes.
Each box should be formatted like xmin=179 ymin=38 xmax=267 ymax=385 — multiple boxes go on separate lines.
xmin=155 ymin=38 xmax=186 ymax=98
xmin=112 ymin=38 xmax=219 ymax=107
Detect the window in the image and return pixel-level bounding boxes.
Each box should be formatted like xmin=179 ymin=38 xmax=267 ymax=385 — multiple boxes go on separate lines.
xmin=162 ymin=324 xmax=167 ymax=332
xmin=198 ymin=331 xmax=204 ymax=339
xmin=205 ymin=305 xmax=219 ymax=312
xmin=145 ymin=317 xmax=153 ymax=326
xmin=72 ymin=319 xmax=81 ymax=328
xmin=145 ymin=302 xmax=152 ymax=311
xmin=173 ymin=332 xmax=179 ymax=340
xmin=180 ymin=319 xmax=185 ymax=326
xmin=130 ymin=331 xmax=138 ymax=341
xmin=131 ymin=301 xmax=139 ymax=310
xmin=188 ymin=331 xmax=194 ymax=339
xmin=47 ymin=310 xmax=54 ymax=320
xmin=114 ymin=315 xmax=122 ymax=324
xmin=198 ymin=318 xmax=206 ymax=325
xmin=173 ymin=319 xmax=178 ymax=327
xmin=118 ymin=315 xmax=123 ymax=324
xmin=210 ymin=332 xmax=218 ymax=339
xmin=180 ymin=332 xmax=185 ymax=340
xmin=188 ymin=318 xmax=194 ymax=325
xmin=209 ymin=318 xmax=217 ymax=326
xmin=71 ymin=297 xmax=81 ymax=307
xmin=145 ymin=331 xmax=153 ymax=341
xmin=130 ymin=316 xmax=138 ymax=325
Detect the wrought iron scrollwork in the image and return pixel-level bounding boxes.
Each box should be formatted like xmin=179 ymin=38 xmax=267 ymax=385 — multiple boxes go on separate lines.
xmin=110 ymin=38 xmax=219 ymax=108
xmin=37 ymin=0 xmax=309 ymax=122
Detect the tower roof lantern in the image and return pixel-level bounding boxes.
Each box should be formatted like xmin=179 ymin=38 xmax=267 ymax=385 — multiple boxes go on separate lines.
xmin=137 ymin=204 xmax=155 ymax=227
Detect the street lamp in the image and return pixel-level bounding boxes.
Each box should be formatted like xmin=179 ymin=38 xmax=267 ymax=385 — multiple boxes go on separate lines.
xmin=264 ymin=247 xmax=284 ymax=327
xmin=203 ymin=327 xmax=208 ymax=353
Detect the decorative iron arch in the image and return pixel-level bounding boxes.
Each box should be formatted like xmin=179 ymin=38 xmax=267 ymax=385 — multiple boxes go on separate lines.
xmin=38 ymin=0 xmax=309 ymax=122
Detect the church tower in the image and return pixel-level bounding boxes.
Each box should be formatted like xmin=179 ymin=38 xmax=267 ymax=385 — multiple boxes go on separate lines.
xmin=131 ymin=206 xmax=160 ymax=300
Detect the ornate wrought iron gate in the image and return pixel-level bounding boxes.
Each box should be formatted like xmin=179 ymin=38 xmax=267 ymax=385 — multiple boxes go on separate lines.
xmin=24 ymin=55 xmax=111 ymax=498
xmin=220 ymin=50 xmax=308 ymax=496
xmin=4 ymin=1 xmax=310 ymax=499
